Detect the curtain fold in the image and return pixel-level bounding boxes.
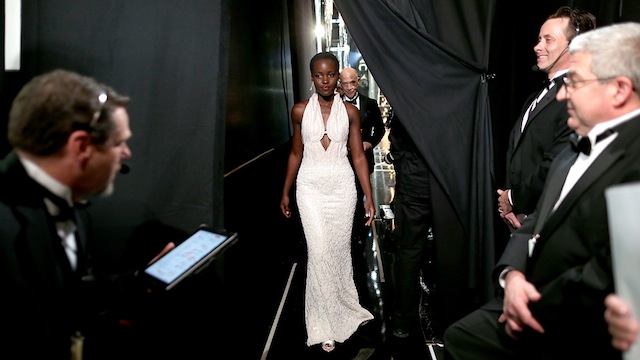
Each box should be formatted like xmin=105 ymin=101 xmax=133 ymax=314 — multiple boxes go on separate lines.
xmin=335 ymin=0 xmax=497 ymax=327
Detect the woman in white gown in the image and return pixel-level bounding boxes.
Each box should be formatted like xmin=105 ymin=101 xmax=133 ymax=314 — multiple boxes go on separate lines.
xmin=280 ymin=52 xmax=376 ymax=352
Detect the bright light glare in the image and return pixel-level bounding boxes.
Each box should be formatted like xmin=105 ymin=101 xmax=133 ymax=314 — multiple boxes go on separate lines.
xmin=315 ymin=23 xmax=324 ymax=40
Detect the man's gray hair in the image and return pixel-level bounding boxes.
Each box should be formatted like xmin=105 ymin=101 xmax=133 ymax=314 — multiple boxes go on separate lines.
xmin=569 ymin=22 xmax=640 ymax=90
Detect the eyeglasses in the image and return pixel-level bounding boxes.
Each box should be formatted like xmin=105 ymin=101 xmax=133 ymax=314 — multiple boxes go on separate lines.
xmin=562 ymin=76 xmax=616 ymax=92
xmin=90 ymin=92 xmax=108 ymax=129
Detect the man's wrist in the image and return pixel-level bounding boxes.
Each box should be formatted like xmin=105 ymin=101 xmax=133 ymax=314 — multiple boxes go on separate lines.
xmin=499 ymin=266 xmax=516 ymax=288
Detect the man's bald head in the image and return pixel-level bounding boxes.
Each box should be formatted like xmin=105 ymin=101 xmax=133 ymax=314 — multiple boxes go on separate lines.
xmin=340 ymin=67 xmax=358 ymax=79
xmin=339 ymin=67 xmax=360 ymax=99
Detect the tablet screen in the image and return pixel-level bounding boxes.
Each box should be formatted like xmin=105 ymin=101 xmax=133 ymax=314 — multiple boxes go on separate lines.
xmin=144 ymin=229 xmax=228 ymax=287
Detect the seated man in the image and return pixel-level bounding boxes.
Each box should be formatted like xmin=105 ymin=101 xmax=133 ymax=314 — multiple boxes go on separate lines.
xmin=444 ymin=22 xmax=640 ymax=360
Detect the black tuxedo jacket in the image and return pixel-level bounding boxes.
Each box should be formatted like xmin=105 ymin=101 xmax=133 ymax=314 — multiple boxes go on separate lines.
xmin=505 ymin=76 xmax=573 ymax=215
xmin=0 ymin=151 xmax=111 ymax=359
xmin=351 ymin=93 xmax=385 ymax=174
xmin=494 ymin=114 xmax=640 ymax=357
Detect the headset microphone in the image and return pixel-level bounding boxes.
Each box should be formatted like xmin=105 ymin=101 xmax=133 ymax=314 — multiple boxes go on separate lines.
xmin=535 ymin=47 xmax=569 ymax=73
xmin=119 ymin=163 xmax=131 ymax=174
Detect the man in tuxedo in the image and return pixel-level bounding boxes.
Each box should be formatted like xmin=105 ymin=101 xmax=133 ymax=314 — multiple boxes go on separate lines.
xmin=340 ymin=68 xmax=385 ymax=241
xmin=385 ymin=112 xmax=437 ymax=347
xmin=0 ymin=70 xmax=173 ymax=359
xmin=497 ymin=6 xmax=596 ymax=232
xmin=444 ymin=22 xmax=640 ymax=359
xmin=340 ymin=67 xmax=385 ymax=178
xmin=339 ymin=67 xmax=386 ymax=314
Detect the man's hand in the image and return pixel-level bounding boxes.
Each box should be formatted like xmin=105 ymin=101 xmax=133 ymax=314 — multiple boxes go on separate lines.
xmin=502 ymin=211 xmax=522 ymax=230
xmin=498 ymin=189 xmax=526 ymax=231
xmin=148 ymin=242 xmax=176 ymax=265
xmin=605 ymin=293 xmax=639 ymax=351
xmin=498 ymin=270 xmax=545 ymax=339
xmin=497 ymin=189 xmax=513 ymax=215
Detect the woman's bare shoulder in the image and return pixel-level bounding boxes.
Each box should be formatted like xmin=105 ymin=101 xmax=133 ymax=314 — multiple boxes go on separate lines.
xmin=293 ymin=99 xmax=310 ymax=110
xmin=292 ymin=99 xmax=310 ymax=121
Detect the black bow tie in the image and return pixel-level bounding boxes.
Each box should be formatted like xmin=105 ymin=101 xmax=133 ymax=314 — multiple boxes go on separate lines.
xmin=38 ymin=186 xmax=77 ymax=222
xmin=570 ymin=129 xmax=616 ymax=156
xmin=344 ymin=97 xmax=357 ymax=104
xmin=49 ymin=195 xmax=76 ymax=222
xmin=543 ymin=76 xmax=561 ymax=89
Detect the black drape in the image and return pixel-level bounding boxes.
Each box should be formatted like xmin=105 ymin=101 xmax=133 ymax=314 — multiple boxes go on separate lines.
xmin=335 ymin=0 xmax=497 ymax=326
xmin=13 ymin=0 xmax=227 ymax=270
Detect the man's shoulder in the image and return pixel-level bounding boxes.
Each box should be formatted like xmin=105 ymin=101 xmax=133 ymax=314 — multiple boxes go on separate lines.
xmin=0 ymin=154 xmax=16 ymax=189
xmin=0 ymin=154 xmax=38 ymax=206
xmin=359 ymin=93 xmax=375 ymax=103
xmin=359 ymin=94 xmax=382 ymax=113
xmin=613 ymin=115 xmax=640 ymax=148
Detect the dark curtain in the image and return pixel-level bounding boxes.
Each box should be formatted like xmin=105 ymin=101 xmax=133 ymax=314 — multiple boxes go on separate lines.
xmin=335 ymin=0 xmax=497 ymax=326
xmin=6 ymin=1 xmax=232 ymax=356
xmin=13 ymin=0 xmax=227 ymax=270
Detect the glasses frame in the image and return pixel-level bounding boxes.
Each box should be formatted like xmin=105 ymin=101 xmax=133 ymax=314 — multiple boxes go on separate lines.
xmin=562 ymin=76 xmax=616 ymax=92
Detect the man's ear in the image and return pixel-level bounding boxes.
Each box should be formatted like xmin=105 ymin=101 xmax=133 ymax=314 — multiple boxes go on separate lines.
xmin=67 ymin=130 xmax=93 ymax=162
xmin=612 ymin=77 xmax=635 ymax=108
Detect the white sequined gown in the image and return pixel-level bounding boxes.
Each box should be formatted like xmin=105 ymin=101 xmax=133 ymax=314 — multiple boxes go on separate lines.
xmin=296 ymin=93 xmax=374 ymax=346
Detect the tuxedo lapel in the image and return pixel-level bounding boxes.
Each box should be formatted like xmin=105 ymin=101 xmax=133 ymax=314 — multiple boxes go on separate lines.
xmin=513 ymin=80 xmax=561 ymax=148
xmin=542 ymin=149 xmax=622 ymax=234
xmin=526 ymin=85 xmax=558 ymax=123
xmin=561 ymin=149 xmax=622 ymax=206
xmin=511 ymin=94 xmax=536 ymax=147
xmin=359 ymin=94 xmax=368 ymax=121
xmin=20 ymin=200 xmax=74 ymax=283
xmin=512 ymin=117 xmax=526 ymax=149
xmin=73 ymin=210 xmax=90 ymax=275
xmin=6 ymin=153 xmax=78 ymax=279
xmin=533 ymin=148 xmax=577 ymax=229
xmin=539 ymin=118 xmax=640 ymax=233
